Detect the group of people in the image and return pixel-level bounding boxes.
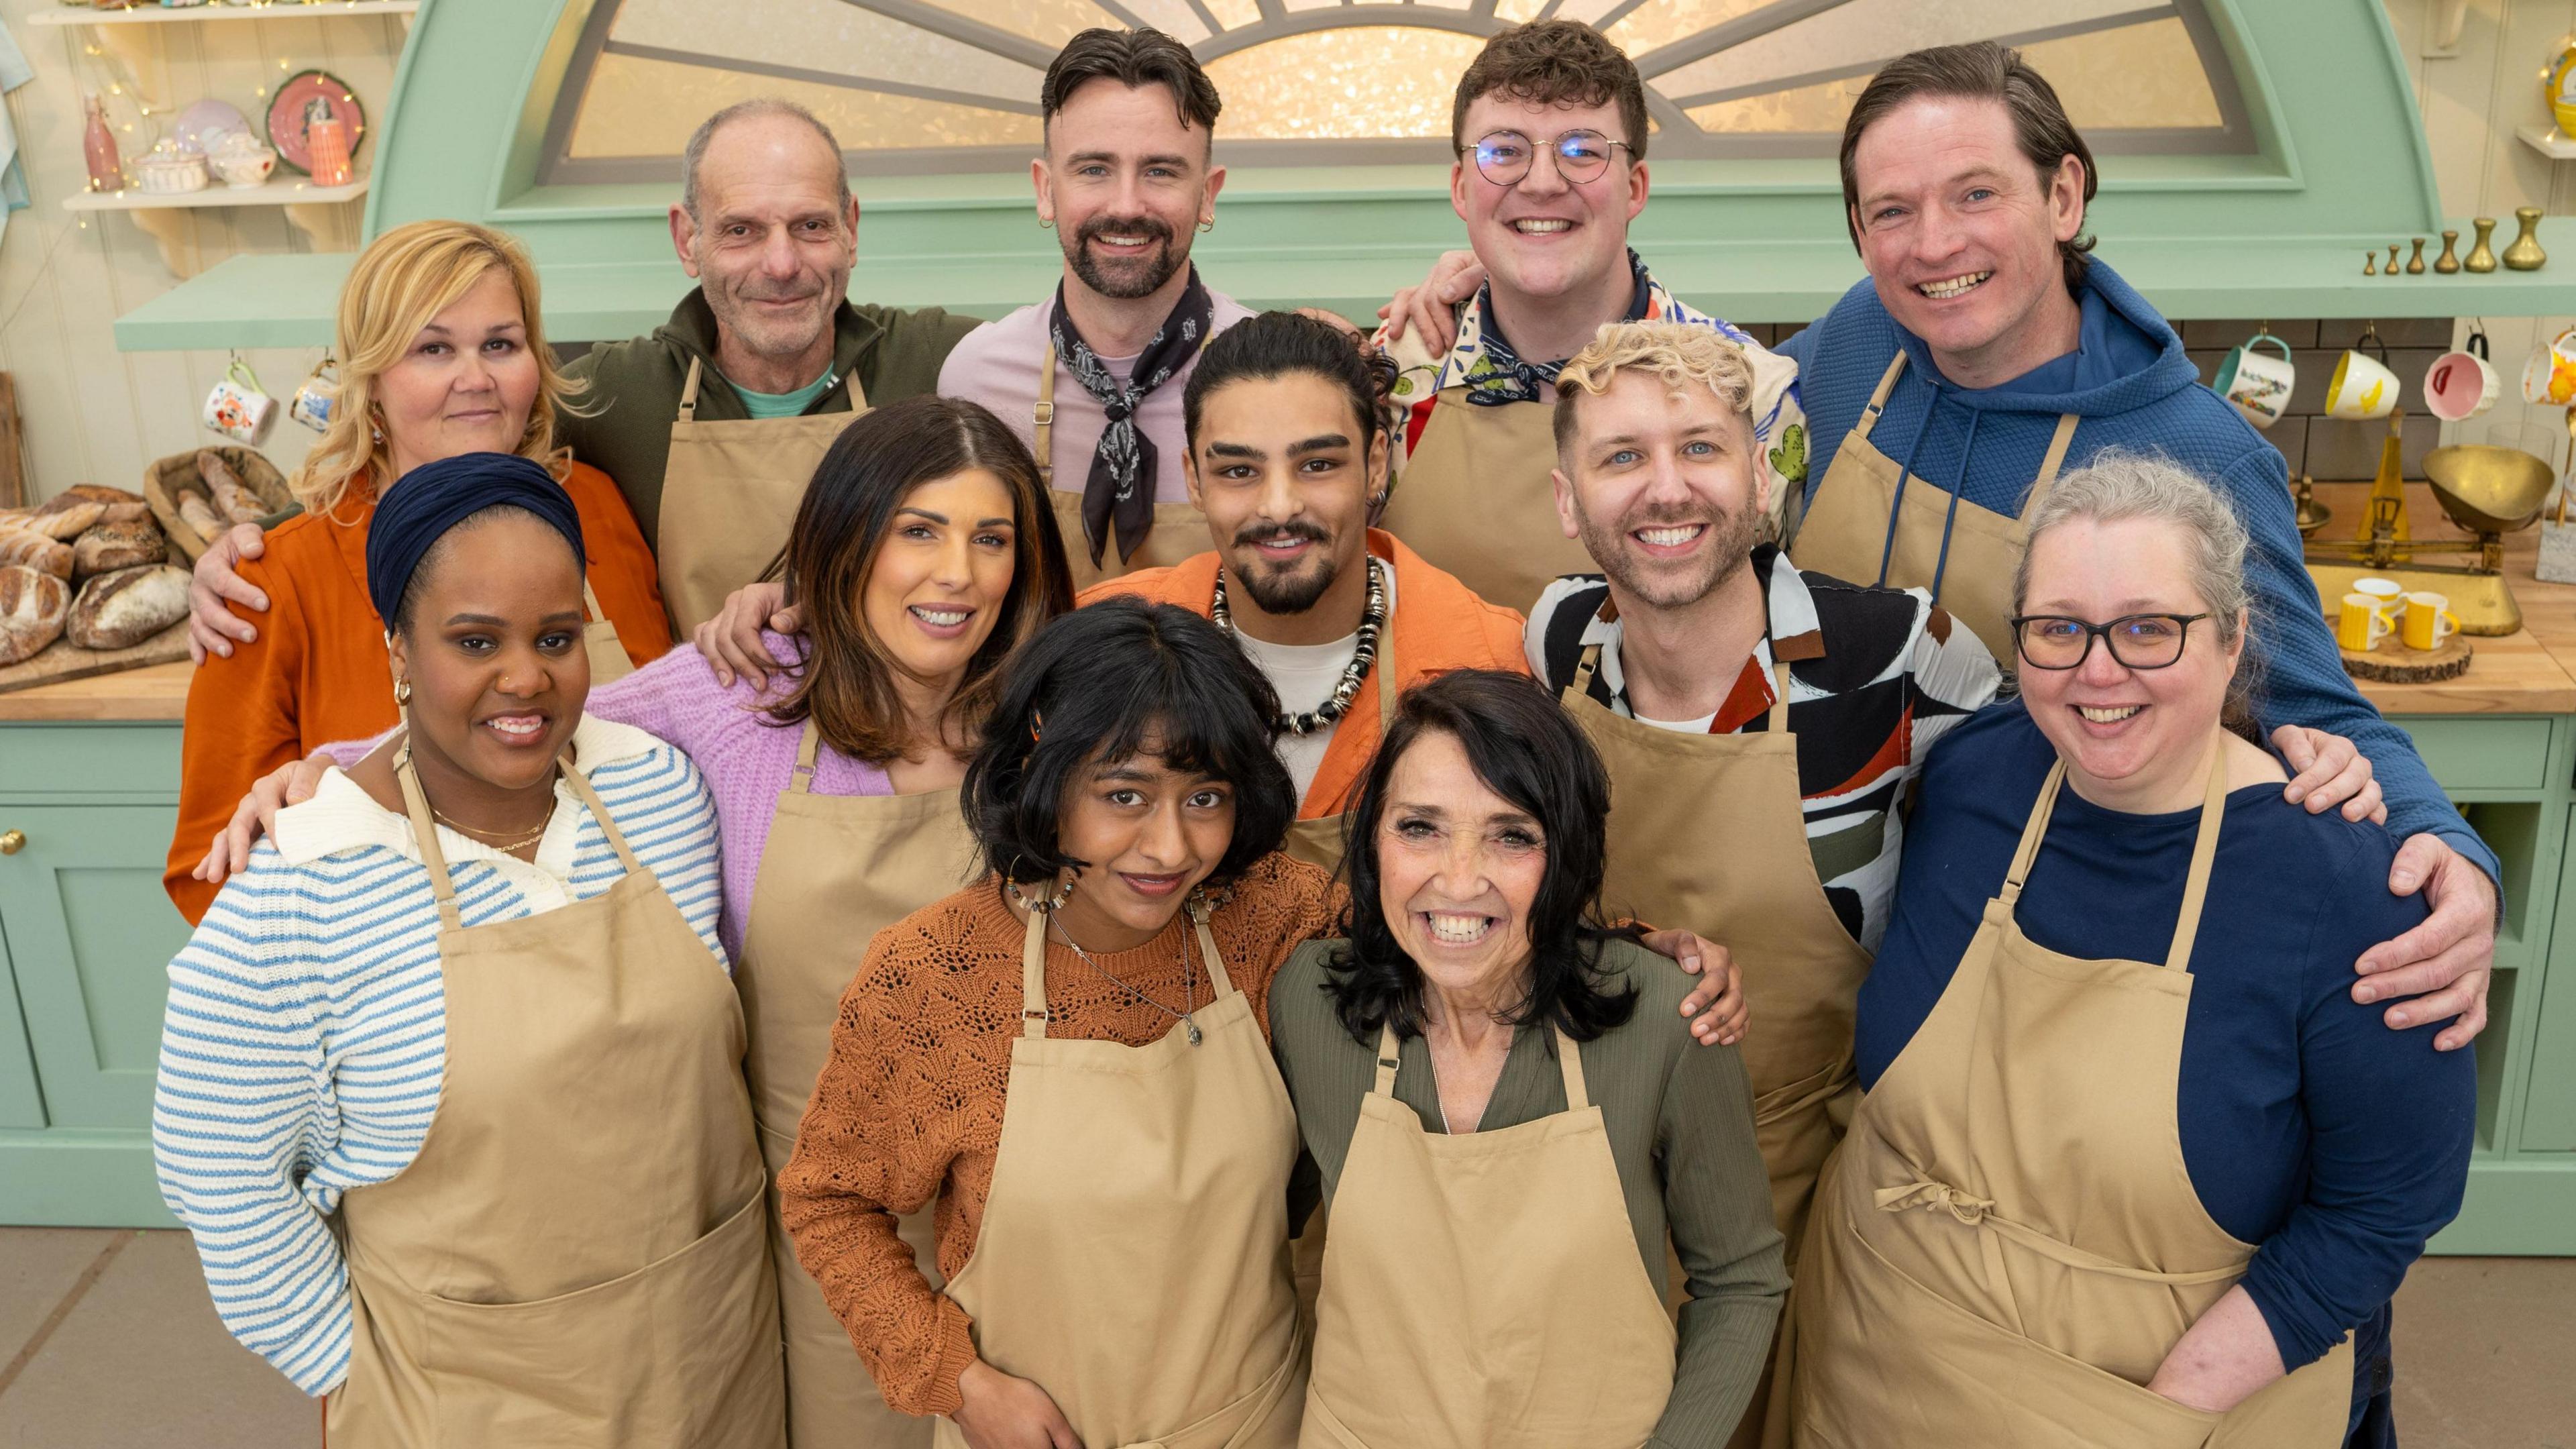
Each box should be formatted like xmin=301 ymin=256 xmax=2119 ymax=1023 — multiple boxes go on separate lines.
xmin=147 ymin=17 xmax=2489 ymax=1449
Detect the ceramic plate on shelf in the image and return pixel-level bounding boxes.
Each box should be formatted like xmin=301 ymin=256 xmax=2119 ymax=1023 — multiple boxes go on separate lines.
xmin=264 ymin=70 xmax=364 ymax=177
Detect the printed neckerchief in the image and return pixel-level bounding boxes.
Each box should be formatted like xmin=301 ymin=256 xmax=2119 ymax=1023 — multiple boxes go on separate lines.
xmin=1050 ymin=267 xmax=1216 ymax=565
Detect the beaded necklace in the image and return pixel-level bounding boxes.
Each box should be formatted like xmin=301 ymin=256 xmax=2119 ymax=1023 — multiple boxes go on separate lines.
xmin=1211 ymin=555 xmax=1387 ymax=737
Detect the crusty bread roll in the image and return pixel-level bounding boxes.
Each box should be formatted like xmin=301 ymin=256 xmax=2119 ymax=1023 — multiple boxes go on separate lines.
xmin=0 ymin=564 xmax=70 ymax=665
xmin=0 ymin=526 xmax=72 ymax=580
xmin=73 ymin=517 xmax=167 ymax=580
xmin=66 ymin=564 xmax=189 ymax=651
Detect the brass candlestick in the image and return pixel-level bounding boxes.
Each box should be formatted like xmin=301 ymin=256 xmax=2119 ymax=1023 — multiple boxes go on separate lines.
xmin=2466 ymin=217 xmax=2499 ymax=272
xmin=2504 ymin=207 xmax=2548 ymax=270
xmin=2434 ymin=229 xmax=2461 ymax=273
xmin=2386 ymin=244 xmax=2402 ymax=277
xmin=2406 ymin=237 xmax=2427 ymax=273
xmin=2364 ymin=252 xmax=2377 ymax=275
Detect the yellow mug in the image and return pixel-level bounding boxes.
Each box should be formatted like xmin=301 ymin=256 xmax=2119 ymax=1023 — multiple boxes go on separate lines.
xmin=2404 ymin=591 xmax=2460 ymax=651
xmin=2338 ymin=593 xmax=2392 ymax=651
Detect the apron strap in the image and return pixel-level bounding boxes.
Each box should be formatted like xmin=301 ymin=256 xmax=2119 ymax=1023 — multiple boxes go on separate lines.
xmin=1764 ymin=658 xmax=1792 ymax=734
xmin=1568 ymin=641 xmax=1604 ymax=697
xmin=1019 ymin=903 xmax=1051 ymax=1039
xmin=1374 ymin=560 xmax=1399 ymax=734
xmin=392 ymin=740 xmax=466 ymax=933
xmin=1035 ymin=344 xmax=1057 ymax=487
xmin=559 ymin=755 xmax=649 ymax=877
xmin=1874 ymin=1179 xmax=2244 ymax=1287
xmin=1552 ymin=1025 xmax=1588 ymax=1112
xmin=580 ymin=577 xmax=610 ymax=627
xmin=2021 ymin=413 xmax=2080 ymax=525
xmin=1372 ymin=1022 xmax=1402 ymax=1095
xmin=1853 ymin=352 xmax=1908 ymax=443
xmin=2002 ymin=762 xmax=2068 ymax=903
xmin=676 ymin=357 xmax=704 ymax=423
xmin=1189 ymin=896 xmax=1236 ymax=999
xmin=2163 ymin=746 xmax=2232 ymax=975
xmin=790 ymin=719 xmax=822 ymax=796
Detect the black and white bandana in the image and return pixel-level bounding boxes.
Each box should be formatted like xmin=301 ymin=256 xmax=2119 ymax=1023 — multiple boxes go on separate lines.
xmin=1049 ymin=266 xmax=1216 ymax=566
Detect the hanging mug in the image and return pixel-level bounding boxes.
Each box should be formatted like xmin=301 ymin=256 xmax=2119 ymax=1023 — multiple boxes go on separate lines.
xmin=2325 ymin=335 xmax=2400 ymax=421
xmin=2523 ymin=327 xmax=2576 ymax=406
xmin=2213 ymin=332 xmax=2295 ymax=429
xmin=2425 ymin=327 xmax=2502 ymax=422
xmin=202 ymin=358 xmax=277 ymax=445
xmin=291 ymin=357 xmax=338 ymax=433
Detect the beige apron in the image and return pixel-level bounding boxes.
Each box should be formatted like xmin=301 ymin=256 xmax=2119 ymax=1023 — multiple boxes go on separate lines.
xmin=932 ymin=898 xmax=1305 ymax=1449
xmin=580 ymin=578 xmax=635 ymax=684
xmin=1793 ymin=751 xmax=2354 ymax=1448
xmin=1277 ymin=616 xmax=1397 ymax=879
xmin=325 ymin=747 xmax=783 ymax=1449
xmin=1300 ymin=1022 xmax=1676 ymax=1449
xmin=659 ymin=357 xmax=865 ymax=635
xmin=1038 ymin=341 xmax=1214 ymax=592
xmin=739 ymin=722 xmax=976 ymax=1448
xmin=1786 ymin=351 xmax=2078 ymax=659
xmin=1379 ymin=388 xmax=1589 ymax=616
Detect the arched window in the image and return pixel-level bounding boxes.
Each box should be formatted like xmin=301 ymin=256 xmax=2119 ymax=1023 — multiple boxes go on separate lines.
xmin=540 ymin=0 xmax=2249 ymax=182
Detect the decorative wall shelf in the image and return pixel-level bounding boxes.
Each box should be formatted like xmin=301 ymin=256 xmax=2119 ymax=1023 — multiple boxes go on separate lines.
xmin=23 ymin=2 xmax=417 ymax=27
xmin=2518 ymin=125 xmax=2576 ymax=162
xmin=66 ymin=176 xmax=368 ymax=278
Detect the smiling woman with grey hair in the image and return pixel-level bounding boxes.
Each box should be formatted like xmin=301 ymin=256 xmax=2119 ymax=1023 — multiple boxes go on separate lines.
xmin=1801 ymin=449 xmax=2476 ymax=1448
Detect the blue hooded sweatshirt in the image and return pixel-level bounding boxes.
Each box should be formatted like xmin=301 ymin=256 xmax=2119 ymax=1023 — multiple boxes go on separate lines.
xmin=1780 ymin=260 xmax=2496 ymax=884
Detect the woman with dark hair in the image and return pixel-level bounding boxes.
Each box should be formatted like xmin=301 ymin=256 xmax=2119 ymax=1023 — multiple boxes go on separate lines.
xmin=1272 ymin=668 xmax=1786 ymax=1449
xmin=191 ymin=392 xmax=1076 ymax=1449
xmin=155 ymin=454 xmax=778 ymax=1446
xmin=780 ymin=598 xmax=1332 ymax=1449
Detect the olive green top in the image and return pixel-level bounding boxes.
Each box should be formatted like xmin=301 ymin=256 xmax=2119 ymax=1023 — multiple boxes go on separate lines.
xmin=1270 ymin=937 xmax=1788 ymax=1449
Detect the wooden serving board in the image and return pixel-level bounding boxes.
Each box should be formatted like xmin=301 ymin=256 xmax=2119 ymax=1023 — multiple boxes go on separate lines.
xmin=2341 ymin=633 xmax=2473 ymax=684
xmin=0 ymin=618 xmax=191 ymax=696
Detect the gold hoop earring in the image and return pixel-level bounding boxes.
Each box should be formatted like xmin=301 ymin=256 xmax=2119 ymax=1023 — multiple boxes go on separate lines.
xmin=393 ymin=678 xmax=411 ymax=706
xmin=1006 ymin=867 xmax=1075 ymax=914
xmin=1038 ymin=216 xmax=1055 ymax=231
xmin=1197 ymin=219 xmax=1214 ymax=233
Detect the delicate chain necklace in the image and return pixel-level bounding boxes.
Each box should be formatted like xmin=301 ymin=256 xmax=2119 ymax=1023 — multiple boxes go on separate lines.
xmin=1212 ymin=555 xmax=1386 ymax=737
xmin=429 ymin=806 xmax=551 ymax=853
xmin=1053 ymin=914 xmax=1202 ymax=1046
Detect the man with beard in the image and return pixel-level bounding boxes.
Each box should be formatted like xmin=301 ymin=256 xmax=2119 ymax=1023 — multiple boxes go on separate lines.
xmin=186 ymin=99 xmax=977 ymax=650
xmin=1081 ymin=309 xmax=1525 ymax=868
xmin=939 ymin=27 xmax=1251 ymax=592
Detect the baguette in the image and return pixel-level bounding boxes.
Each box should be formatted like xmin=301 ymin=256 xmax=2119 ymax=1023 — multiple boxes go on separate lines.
xmin=74 ymin=517 xmax=168 ymax=580
xmin=197 ymin=450 xmax=269 ymax=525
xmin=176 ymin=491 xmax=227 ymax=544
xmin=63 ymin=483 xmax=145 ymax=506
xmin=0 ymin=527 xmax=72 ymax=580
xmin=26 ymin=498 xmax=105 ymax=540
xmin=0 ymin=564 xmax=70 ymax=665
xmin=66 ymin=564 xmax=190 ymax=651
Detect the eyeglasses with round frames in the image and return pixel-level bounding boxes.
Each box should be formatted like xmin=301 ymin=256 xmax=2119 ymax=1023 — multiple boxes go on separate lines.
xmin=1465 ymin=129 xmax=1633 ymax=187
xmin=2008 ymin=613 xmax=2212 ymax=671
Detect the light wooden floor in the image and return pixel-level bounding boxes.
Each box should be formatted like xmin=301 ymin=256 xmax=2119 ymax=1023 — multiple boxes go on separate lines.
xmin=0 ymin=1228 xmax=2568 ymax=1444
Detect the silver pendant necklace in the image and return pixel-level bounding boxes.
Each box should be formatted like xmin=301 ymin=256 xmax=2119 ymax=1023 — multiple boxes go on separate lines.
xmin=1053 ymin=914 xmax=1202 ymax=1046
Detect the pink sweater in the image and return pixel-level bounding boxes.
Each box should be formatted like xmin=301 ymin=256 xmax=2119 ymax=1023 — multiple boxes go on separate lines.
xmin=324 ymin=634 xmax=894 ymax=957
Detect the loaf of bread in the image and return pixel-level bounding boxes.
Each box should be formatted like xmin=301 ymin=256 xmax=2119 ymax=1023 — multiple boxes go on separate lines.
xmin=73 ymin=517 xmax=167 ymax=580
xmin=66 ymin=564 xmax=189 ymax=651
xmin=197 ymin=451 xmax=268 ymax=525
xmin=0 ymin=564 xmax=70 ymax=665
xmin=176 ymin=492 xmax=227 ymax=544
xmin=63 ymin=483 xmax=144 ymax=506
xmin=0 ymin=526 xmax=72 ymax=580
xmin=25 ymin=496 xmax=106 ymax=540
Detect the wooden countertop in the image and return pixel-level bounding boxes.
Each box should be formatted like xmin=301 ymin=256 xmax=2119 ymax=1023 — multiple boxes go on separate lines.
xmin=2309 ymin=482 xmax=2576 ymax=715
xmin=0 ymin=660 xmax=190 ymax=722
xmin=1 ymin=482 xmax=2573 ymax=723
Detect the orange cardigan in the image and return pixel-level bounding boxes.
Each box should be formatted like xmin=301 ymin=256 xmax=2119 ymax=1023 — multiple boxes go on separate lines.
xmin=164 ymin=461 xmax=672 ymax=924
xmin=1079 ymin=529 xmax=1528 ymax=818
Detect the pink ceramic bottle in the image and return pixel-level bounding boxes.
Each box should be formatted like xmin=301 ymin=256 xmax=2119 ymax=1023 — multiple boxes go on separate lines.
xmin=82 ymin=94 xmax=124 ymax=193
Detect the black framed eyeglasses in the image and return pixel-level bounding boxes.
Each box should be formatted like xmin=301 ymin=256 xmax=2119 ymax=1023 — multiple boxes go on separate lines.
xmin=2008 ymin=614 xmax=2212 ymax=671
xmin=1466 ymin=129 xmax=1632 ymax=186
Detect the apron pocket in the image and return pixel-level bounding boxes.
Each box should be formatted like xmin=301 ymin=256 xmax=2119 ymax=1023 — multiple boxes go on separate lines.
xmin=1809 ymin=1212 xmax=2219 ymax=1449
xmin=418 ymin=1189 xmax=779 ymax=1448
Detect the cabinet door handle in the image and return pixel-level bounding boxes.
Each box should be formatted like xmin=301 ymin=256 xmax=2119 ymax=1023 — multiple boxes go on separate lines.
xmin=0 ymin=830 xmax=22 ymax=855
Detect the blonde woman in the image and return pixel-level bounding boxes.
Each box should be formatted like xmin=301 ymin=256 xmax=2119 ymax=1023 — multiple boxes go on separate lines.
xmin=163 ymin=219 xmax=671 ymax=924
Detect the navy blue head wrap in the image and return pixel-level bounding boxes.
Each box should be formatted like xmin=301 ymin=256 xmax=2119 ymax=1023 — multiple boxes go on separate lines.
xmin=364 ymin=452 xmax=586 ymax=629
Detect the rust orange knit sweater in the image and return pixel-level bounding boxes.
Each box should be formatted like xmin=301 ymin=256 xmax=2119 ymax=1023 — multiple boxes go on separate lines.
xmin=777 ymin=853 xmax=1342 ymax=1419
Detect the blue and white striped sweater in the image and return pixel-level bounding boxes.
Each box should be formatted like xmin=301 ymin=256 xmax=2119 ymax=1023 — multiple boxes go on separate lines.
xmin=152 ymin=721 xmax=727 ymax=1396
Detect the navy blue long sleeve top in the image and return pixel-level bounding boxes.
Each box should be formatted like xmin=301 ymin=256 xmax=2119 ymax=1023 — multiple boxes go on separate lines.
xmin=1777 ymin=264 xmax=2498 ymax=885
xmin=1858 ymin=701 xmax=2475 ymax=1382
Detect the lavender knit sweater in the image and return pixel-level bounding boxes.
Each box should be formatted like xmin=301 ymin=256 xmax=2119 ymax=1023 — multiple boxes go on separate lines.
xmin=323 ymin=633 xmax=894 ymax=957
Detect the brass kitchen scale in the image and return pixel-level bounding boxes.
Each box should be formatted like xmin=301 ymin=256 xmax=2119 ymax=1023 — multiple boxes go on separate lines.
xmin=2302 ymin=410 xmax=2555 ymax=636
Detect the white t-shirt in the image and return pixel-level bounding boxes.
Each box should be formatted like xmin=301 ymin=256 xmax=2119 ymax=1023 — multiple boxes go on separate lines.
xmin=1227 ymin=564 xmax=1397 ymax=806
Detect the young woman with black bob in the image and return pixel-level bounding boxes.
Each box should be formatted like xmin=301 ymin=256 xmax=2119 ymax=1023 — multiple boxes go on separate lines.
xmin=780 ymin=596 xmax=1333 ymax=1449
xmin=1271 ymin=667 xmax=1787 ymax=1449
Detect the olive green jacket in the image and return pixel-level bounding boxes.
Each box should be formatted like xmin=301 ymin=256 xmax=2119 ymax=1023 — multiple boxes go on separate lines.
xmin=557 ymin=287 xmax=981 ymax=549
